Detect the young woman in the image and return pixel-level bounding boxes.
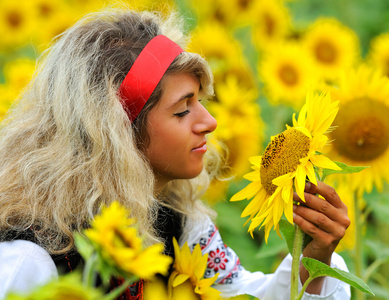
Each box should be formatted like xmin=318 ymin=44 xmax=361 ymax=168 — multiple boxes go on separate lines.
xmin=0 ymin=7 xmax=350 ymax=300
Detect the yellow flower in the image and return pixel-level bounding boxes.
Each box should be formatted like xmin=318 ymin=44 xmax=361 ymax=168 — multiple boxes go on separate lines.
xmin=302 ymin=18 xmax=360 ymax=81
xmin=188 ymin=22 xmax=255 ymax=89
xmin=168 ymin=238 xmax=221 ymax=300
xmin=203 ymin=76 xmax=263 ymax=203
xmin=0 ymin=85 xmax=15 ymax=120
xmin=32 ymin=0 xmax=78 ymax=51
xmin=260 ymin=41 xmax=319 ymax=109
xmin=250 ymin=0 xmax=291 ymax=52
xmin=3 ymin=58 xmax=36 ymax=92
xmin=0 ymin=0 xmax=38 ymax=50
xmin=324 ymin=65 xmax=389 ymax=195
xmin=367 ymin=32 xmax=389 ymax=78
xmin=144 ymin=277 xmax=199 ymax=300
xmin=0 ymin=57 xmax=36 ymax=119
xmin=231 ymin=91 xmax=341 ymax=241
xmin=189 ymin=0 xmax=256 ymax=27
xmin=85 ymin=201 xmax=172 ymax=280
xmin=5 ymin=272 xmax=102 ymax=300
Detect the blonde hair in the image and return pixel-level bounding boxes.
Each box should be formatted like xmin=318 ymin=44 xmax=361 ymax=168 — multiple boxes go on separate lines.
xmin=0 ymin=7 xmax=223 ymax=254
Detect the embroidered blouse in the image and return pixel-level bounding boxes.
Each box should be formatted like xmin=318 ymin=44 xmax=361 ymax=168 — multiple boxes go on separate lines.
xmin=0 ymin=216 xmax=351 ymax=300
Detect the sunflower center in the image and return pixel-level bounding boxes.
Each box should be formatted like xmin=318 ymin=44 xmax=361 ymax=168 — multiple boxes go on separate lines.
xmin=315 ymin=40 xmax=337 ymax=63
xmin=260 ymin=128 xmax=310 ymax=195
xmin=7 ymin=11 xmax=22 ymax=29
xmin=331 ymin=98 xmax=389 ymax=161
xmin=238 ymin=0 xmax=251 ymax=10
xmin=114 ymin=228 xmax=134 ymax=249
xmin=278 ymin=64 xmax=298 ymax=86
xmin=264 ymin=13 xmax=275 ymax=36
xmin=38 ymin=4 xmax=54 ymax=18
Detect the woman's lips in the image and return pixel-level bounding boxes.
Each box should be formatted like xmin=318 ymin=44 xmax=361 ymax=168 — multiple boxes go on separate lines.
xmin=192 ymin=142 xmax=207 ymax=153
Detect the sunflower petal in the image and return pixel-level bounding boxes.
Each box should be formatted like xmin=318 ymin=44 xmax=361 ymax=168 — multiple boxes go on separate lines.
xmin=311 ymin=154 xmax=342 ymax=170
xmin=305 ymin=161 xmax=318 ymax=186
xmin=295 ymin=166 xmax=306 ymax=202
xmin=230 ymin=181 xmax=262 ymax=201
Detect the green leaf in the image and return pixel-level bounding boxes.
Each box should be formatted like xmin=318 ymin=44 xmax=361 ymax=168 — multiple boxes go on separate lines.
xmin=279 ymin=219 xmax=295 ymax=254
xmin=279 ymin=219 xmax=312 ymax=255
xmin=227 ymin=295 xmax=260 ymax=300
xmin=321 ymin=161 xmax=369 ymax=181
xmin=302 ymin=257 xmax=375 ymax=295
xmin=73 ymin=232 xmax=94 ymax=260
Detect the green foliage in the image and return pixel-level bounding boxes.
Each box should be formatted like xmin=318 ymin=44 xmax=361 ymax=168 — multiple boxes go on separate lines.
xmin=302 ymin=258 xmax=374 ymax=296
xmin=321 ymin=161 xmax=369 ymax=182
xmin=279 ymin=219 xmax=312 ymax=255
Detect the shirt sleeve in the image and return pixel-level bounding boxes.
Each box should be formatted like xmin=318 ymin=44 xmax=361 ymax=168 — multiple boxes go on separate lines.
xmin=180 ymin=216 xmax=351 ymax=300
xmin=0 ymin=240 xmax=58 ymax=299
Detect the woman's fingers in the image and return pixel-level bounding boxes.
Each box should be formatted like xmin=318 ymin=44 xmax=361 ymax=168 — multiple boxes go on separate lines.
xmin=292 ymin=180 xmax=351 ymax=255
xmin=293 ymin=181 xmax=350 ymax=226
xmin=304 ymin=181 xmax=344 ymax=208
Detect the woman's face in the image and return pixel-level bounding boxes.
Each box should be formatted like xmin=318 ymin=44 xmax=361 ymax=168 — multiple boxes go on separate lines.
xmin=144 ymin=72 xmax=217 ymax=189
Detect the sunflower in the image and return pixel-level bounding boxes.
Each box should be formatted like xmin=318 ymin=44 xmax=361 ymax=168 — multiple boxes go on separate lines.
xmin=188 ymin=21 xmax=255 ymax=89
xmin=0 ymin=85 xmax=14 ymax=120
xmin=144 ymin=277 xmax=199 ymax=300
xmin=204 ymin=76 xmax=263 ymax=203
xmin=168 ymin=238 xmax=221 ymax=300
xmin=231 ymin=91 xmax=341 ymax=241
xmin=5 ymin=272 xmax=103 ymax=300
xmin=32 ymin=0 xmax=78 ymax=50
xmin=85 ymin=201 xmax=172 ymax=280
xmin=250 ymin=0 xmax=291 ymax=52
xmin=210 ymin=76 xmax=262 ymax=174
xmin=302 ymin=18 xmax=360 ymax=82
xmin=3 ymin=58 xmax=36 ymax=92
xmin=324 ymin=65 xmax=389 ymax=195
xmin=0 ymin=0 xmax=38 ymax=50
xmin=259 ymin=41 xmax=319 ymax=109
xmin=0 ymin=58 xmax=36 ymax=119
xmin=367 ymin=32 xmax=389 ymax=78
xmin=189 ymin=0 xmax=256 ymax=27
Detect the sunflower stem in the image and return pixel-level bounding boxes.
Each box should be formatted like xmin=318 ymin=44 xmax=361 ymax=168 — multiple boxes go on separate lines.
xmin=354 ymin=193 xmax=366 ymax=300
xmin=83 ymin=252 xmax=97 ymax=287
xmin=291 ymin=225 xmax=305 ymax=300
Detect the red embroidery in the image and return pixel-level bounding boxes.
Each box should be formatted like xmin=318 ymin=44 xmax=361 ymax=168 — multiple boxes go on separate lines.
xmin=109 ymin=278 xmax=144 ymax=300
xmin=207 ymin=248 xmax=228 ymax=272
xmin=64 ymin=255 xmax=73 ymax=272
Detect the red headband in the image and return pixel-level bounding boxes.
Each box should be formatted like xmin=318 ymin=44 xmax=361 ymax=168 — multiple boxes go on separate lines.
xmin=119 ymin=35 xmax=184 ymax=122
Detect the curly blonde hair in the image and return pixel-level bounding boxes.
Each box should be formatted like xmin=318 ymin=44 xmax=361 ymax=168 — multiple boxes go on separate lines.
xmin=0 ymin=7 xmax=224 ymax=254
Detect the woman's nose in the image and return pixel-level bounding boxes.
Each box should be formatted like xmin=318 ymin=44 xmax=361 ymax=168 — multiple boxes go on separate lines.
xmin=194 ymin=103 xmax=217 ymax=134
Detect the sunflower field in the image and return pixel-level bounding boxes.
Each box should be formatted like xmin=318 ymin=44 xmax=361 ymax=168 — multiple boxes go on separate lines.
xmin=1 ymin=0 xmax=389 ymax=299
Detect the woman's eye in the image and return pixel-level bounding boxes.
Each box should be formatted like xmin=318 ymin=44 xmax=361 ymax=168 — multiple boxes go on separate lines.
xmin=173 ymin=110 xmax=190 ymax=117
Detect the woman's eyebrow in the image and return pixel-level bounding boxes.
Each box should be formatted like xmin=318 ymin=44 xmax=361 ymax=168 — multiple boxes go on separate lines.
xmin=169 ymin=92 xmax=195 ymax=108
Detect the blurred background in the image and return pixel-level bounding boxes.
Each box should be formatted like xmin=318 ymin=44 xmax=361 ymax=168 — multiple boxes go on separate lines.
xmin=1 ymin=0 xmax=389 ymax=299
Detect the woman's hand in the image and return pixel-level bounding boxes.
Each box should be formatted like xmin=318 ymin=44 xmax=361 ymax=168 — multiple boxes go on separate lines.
xmin=293 ymin=180 xmax=350 ymax=294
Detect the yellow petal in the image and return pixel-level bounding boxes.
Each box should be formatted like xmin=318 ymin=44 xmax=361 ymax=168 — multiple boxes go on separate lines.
xmin=305 ymin=161 xmax=318 ymax=186
xmin=272 ymin=172 xmax=294 ymax=187
xmin=281 ymin=185 xmax=293 ymax=204
xmin=284 ymin=200 xmax=294 ymax=224
xmin=311 ymin=154 xmax=341 ymax=170
xmin=230 ymin=181 xmax=262 ymax=202
xmin=173 ymin=274 xmax=190 ymax=287
xmin=295 ymin=166 xmax=306 ymax=202
xmin=249 ymin=155 xmax=262 ymax=166
xmin=241 ymin=189 xmax=267 ymax=218
xmin=243 ymin=170 xmax=260 ymax=181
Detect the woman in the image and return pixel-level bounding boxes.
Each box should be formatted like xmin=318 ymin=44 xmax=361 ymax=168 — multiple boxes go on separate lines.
xmin=0 ymin=7 xmax=350 ymax=300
